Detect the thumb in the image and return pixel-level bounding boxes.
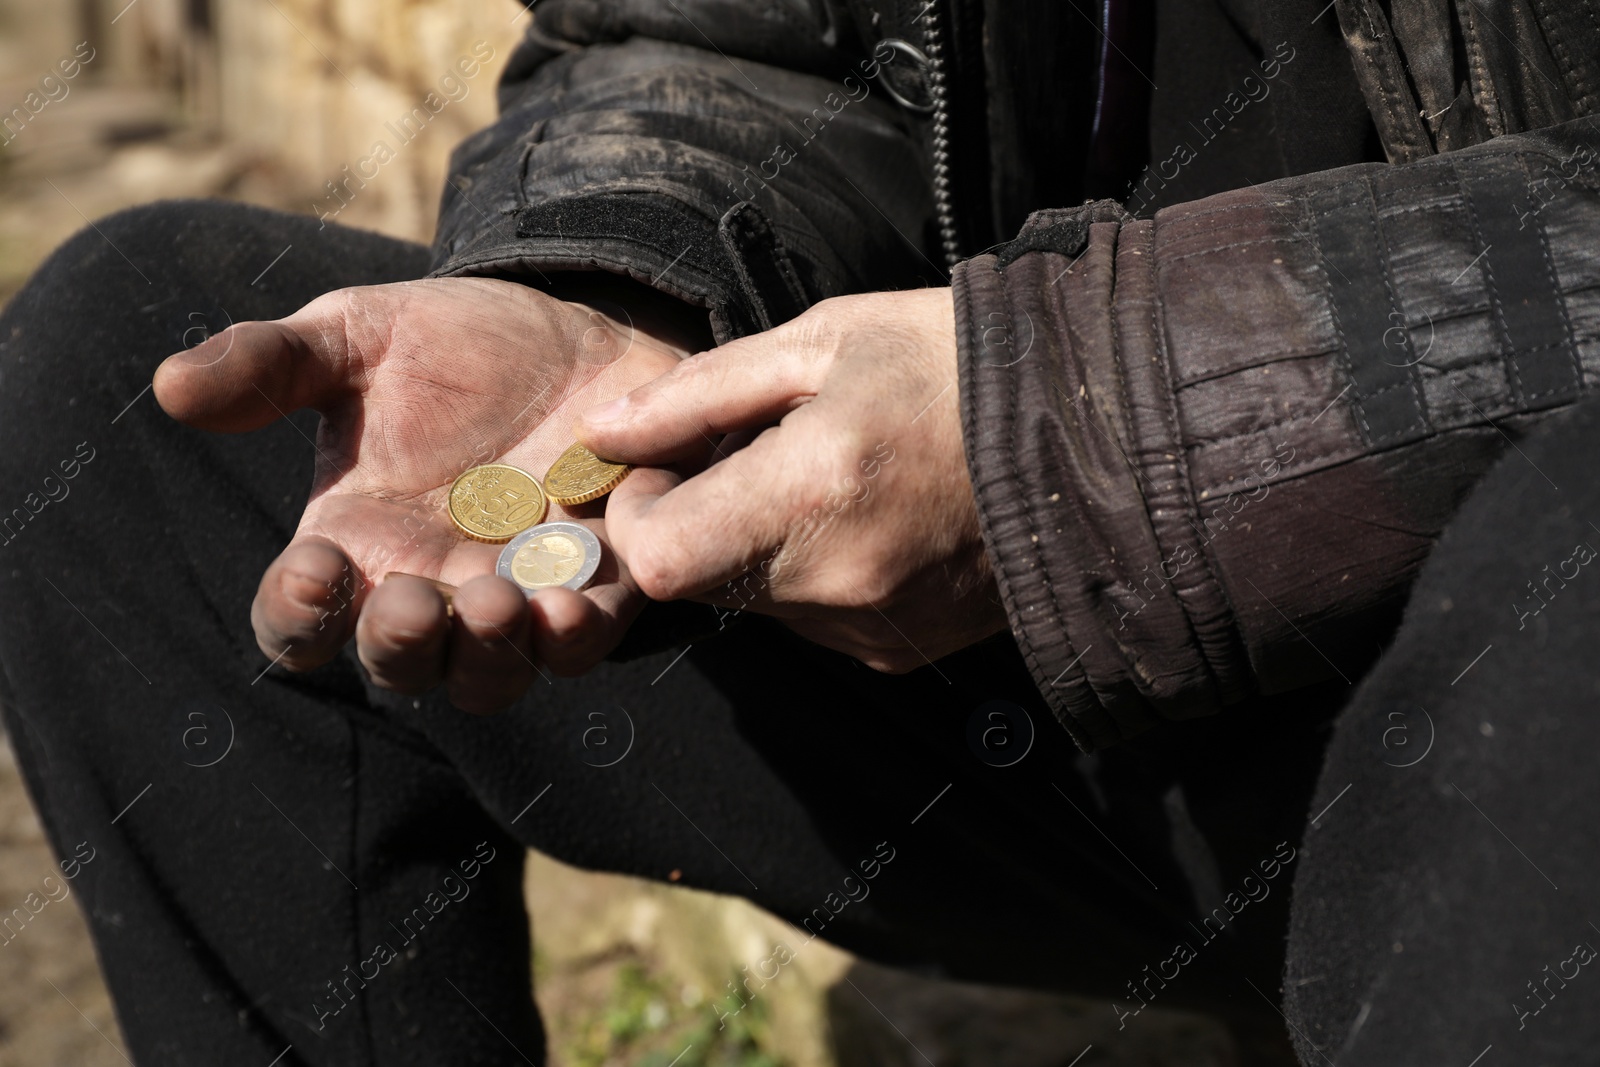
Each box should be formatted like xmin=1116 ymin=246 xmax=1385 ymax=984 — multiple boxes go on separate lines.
xmin=577 ymin=323 xmax=828 ymax=463
xmin=153 ymin=292 xmax=364 ymax=433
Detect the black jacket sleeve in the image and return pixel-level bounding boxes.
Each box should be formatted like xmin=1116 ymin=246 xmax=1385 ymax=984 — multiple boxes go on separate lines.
xmin=954 ymin=117 xmax=1600 ymax=751
xmin=429 ymin=0 xmax=939 ymax=340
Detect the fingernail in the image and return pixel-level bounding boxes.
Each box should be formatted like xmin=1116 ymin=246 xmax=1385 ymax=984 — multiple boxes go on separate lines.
xmin=585 ymin=395 xmax=628 ymax=424
xmin=282 ymin=569 xmax=334 ymax=613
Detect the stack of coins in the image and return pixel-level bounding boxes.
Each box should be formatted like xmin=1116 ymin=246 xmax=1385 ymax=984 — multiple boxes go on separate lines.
xmin=445 ymin=443 xmax=630 ymax=594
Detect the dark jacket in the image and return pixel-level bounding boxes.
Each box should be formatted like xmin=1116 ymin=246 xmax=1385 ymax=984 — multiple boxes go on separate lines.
xmin=431 ymin=0 xmax=1600 ymax=750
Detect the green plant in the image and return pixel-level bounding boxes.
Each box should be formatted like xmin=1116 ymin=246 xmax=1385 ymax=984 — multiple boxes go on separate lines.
xmin=560 ymin=959 xmax=787 ymax=1067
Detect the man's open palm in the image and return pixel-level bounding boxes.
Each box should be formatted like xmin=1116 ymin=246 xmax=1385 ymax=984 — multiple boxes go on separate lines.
xmin=153 ymin=277 xmax=689 ymax=712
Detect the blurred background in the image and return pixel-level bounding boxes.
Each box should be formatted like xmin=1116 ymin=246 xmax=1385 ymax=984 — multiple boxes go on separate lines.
xmin=0 ymin=2 xmax=1245 ymax=1064
xmin=0 ymin=0 xmax=518 ymax=304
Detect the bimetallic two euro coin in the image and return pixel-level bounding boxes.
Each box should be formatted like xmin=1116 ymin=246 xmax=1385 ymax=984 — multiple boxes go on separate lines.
xmin=543 ymin=442 xmax=630 ymax=507
xmin=496 ymin=521 xmax=602 ymax=593
xmin=448 ymin=464 xmax=548 ymax=542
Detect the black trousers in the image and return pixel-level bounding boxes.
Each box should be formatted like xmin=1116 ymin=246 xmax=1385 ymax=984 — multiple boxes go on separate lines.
xmin=1 ymin=201 xmax=1596 ymax=1067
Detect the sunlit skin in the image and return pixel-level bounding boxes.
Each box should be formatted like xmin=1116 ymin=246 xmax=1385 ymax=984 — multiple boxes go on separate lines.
xmin=153 ymin=277 xmax=693 ymax=713
xmin=154 ymin=280 xmax=1002 ymax=711
xmin=583 ymin=288 xmax=1006 ymax=673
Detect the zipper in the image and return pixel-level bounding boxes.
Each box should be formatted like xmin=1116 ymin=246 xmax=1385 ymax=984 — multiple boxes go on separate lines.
xmin=920 ymin=0 xmax=962 ymax=268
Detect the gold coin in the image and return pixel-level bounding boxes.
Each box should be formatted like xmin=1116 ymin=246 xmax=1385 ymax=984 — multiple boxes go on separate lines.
xmin=448 ymin=464 xmax=548 ymax=542
xmin=509 ymin=531 xmax=586 ymax=588
xmin=543 ymin=442 xmax=630 ymax=507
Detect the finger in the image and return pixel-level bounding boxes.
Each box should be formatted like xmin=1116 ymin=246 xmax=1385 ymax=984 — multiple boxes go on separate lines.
xmin=446 ymin=575 xmax=538 ymax=715
xmin=716 ymin=426 xmax=766 ymax=458
xmin=526 ymin=480 xmax=669 ymax=674
xmin=251 ymin=537 xmax=368 ymax=671
xmin=356 ymin=574 xmax=451 ymax=693
xmin=526 ymin=541 xmax=653 ymax=677
xmin=603 ymin=424 xmax=815 ymax=601
xmin=527 ymin=587 xmax=616 ymax=676
xmin=153 ymin=291 xmax=365 ymax=432
xmin=577 ymin=326 xmax=829 ymax=463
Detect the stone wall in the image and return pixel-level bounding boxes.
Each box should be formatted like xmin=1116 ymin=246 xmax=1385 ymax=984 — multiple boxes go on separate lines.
xmin=0 ymin=0 xmax=520 ymax=253
xmin=205 ymin=0 xmax=520 ymax=240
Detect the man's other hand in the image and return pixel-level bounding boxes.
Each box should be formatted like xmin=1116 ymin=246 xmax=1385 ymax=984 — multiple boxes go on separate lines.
xmin=579 ymin=289 xmax=1007 ymax=673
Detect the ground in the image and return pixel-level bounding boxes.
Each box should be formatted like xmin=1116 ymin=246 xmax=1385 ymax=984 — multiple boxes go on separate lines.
xmin=0 ymin=730 xmax=1258 ymax=1067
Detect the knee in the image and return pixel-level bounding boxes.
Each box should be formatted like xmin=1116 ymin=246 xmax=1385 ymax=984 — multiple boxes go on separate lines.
xmin=0 ymin=200 xmax=247 ymax=417
xmin=2 ymin=202 xmax=196 ymax=391
xmin=14 ymin=200 xmax=198 ymax=307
